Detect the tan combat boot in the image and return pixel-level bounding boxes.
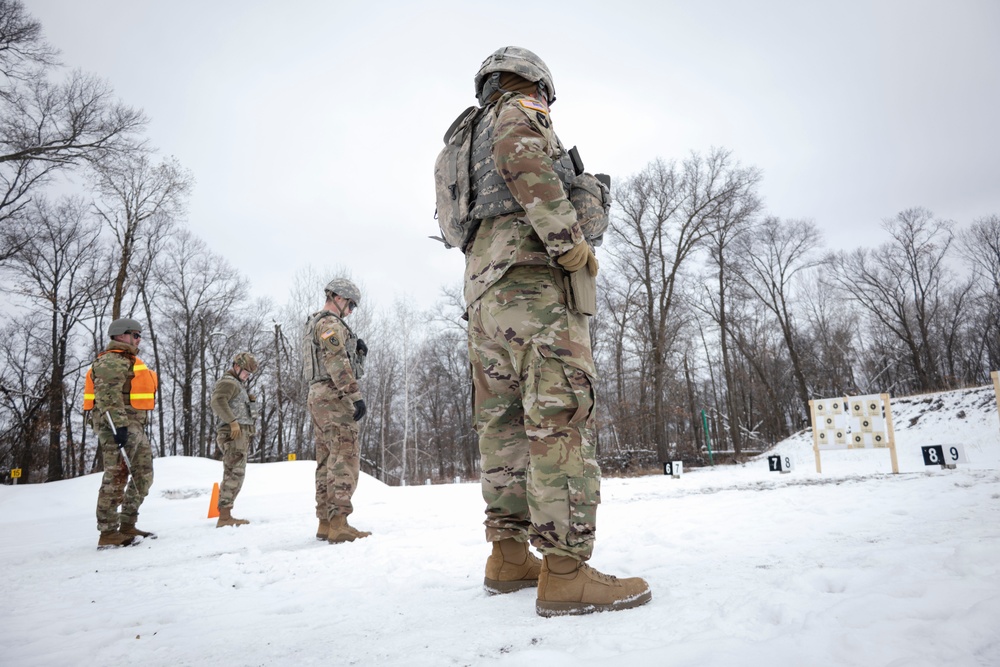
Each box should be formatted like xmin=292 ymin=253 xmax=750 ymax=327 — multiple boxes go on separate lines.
xmin=536 ymin=555 xmax=652 ymax=617
xmin=120 ymin=523 xmax=155 ymax=538
xmin=316 ymin=519 xmax=329 ymax=540
xmin=484 ymin=538 xmax=542 ymax=594
xmin=216 ymin=506 xmax=250 ymax=528
xmin=97 ymin=530 xmax=135 ymax=549
xmin=326 ymin=515 xmax=361 ymax=543
xmin=345 ymin=519 xmax=371 ymax=539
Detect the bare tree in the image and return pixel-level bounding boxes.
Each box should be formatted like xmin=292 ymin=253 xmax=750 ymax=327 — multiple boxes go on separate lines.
xmin=609 ymin=149 xmax=762 ymax=459
xmin=0 ymin=2 xmax=146 ymax=258
xmin=153 ymin=230 xmax=248 ymax=456
xmin=799 ymin=273 xmax=859 ymax=398
xmin=957 ymin=214 xmax=1000 ymax=373
xmin=0 ymin=0 xmax=58 ymax=83
xmin=91 ymin=151 xmax=192 ymax=319
xmin=0 ymin=313 xmax=47 ymax=480
xmin=4 ymin=196 xmax=106 ymax=480
xmin=732 ymin=217 xmax=825 ymax=420
xmin=830 ymin=208 xmax=954 ymax=393
xmin=697 ymin=185 xmax=761 ymax=456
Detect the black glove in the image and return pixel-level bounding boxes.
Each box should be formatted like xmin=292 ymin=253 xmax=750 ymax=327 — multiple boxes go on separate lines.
xmin=113 ymin=425 xmax=129 ymax=446
xmin=352 ymin=399 xmax=367 ymax=422
xmin=355 ymin=338 xmax=368 ymax=356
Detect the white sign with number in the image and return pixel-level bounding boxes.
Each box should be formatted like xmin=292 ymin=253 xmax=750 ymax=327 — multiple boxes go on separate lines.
xmin=941 ymin=444 xmax=968 ymax=464
xmin=767 ymin=455 xmax=795 ymax=473
xmin=922 ymin=444 xmax=969 ymax=467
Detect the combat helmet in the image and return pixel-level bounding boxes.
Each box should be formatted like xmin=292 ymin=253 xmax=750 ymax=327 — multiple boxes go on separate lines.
xmin=324 ymin=278 xmax=362 ymax=307
xmin=108 ymin=317 xmax=142 ymax=337
xmin=233 ymin=352 xmax=259 ymax=373
xmin=475 ymin=46 xmax=556 ymax=106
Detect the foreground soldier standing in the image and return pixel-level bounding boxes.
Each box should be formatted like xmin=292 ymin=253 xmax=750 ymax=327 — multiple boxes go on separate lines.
xmin=459 ymin=47 xmax=651 ymax=615
xmin=303 ymin=278 xmax=370 ymax=543
xmin=84 ymin=318 xmax=158 ymax=549
xmin=210 ymin=352 xmax=259 ymax=527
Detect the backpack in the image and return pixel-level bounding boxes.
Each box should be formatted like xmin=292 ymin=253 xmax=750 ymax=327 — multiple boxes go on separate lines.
xmin=433 ymin=104 xmax=612 ymax=251
xmin=433 ymin=105 xmax=484 ymax=251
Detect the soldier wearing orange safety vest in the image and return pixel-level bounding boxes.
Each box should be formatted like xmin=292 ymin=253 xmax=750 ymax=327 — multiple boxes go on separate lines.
xmin=84 ymin=317 xmax=158 ymax=549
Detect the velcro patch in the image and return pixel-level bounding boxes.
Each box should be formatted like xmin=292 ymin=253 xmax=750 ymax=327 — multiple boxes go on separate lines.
xmin=518 ymin=98 xmax=548 ymax=114
xmin=320 ymin=329 xmax=339 ymax=346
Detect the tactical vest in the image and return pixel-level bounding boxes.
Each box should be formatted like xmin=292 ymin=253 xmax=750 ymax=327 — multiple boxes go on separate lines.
xmin=302 ymin=310 xmax=365 ymax=384
xmin=215 ymin=375 xmax=256 ymax=428
xmin=468 ymin=101 xmax=576 ymax=223
xmin=83 ymin=353 xmax=158 ymax=411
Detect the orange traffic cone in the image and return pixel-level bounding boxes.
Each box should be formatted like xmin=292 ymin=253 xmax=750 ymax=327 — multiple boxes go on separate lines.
xmin=207 ymin=482 xmax=220 ymax=519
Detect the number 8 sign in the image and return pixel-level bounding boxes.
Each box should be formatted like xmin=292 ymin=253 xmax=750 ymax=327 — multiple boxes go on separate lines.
xmin=922 ymin=444 xmax=969 ymax=467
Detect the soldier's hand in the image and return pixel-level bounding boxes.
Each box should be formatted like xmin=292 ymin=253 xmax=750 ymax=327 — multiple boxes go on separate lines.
xmin=558 ymin=242 xmax=598 ymax=276
xmin=229 ymin=421 xmax=242 ymax=440
xmin=356 ymin=338 xmax=368 ymax=356
xmin=352 ymin=399 xmax=367 ymax=422
xmin=113 ymin=425 xmax=129 ymax=447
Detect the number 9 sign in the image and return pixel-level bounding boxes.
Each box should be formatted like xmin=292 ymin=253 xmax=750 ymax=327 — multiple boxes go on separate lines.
xmin=922 ymin=444 xmax=968 ymax=467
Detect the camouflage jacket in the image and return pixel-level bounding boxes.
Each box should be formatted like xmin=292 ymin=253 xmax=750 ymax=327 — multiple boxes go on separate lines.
xmin=90 ymin=340 xmax=147 ymax=430
xmin=210 ymin=370 xmax=256 ymax=433
xmin=308 ymin=312 xmax=362 ymax=403
xmin=463 ymin=91 xmax=584 ymax=307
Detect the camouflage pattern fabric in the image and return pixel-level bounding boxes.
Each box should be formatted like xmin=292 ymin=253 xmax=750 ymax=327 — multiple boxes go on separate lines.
xmin=463 ymin=86 xmax=604 ymax=560
xmin=463 ymin=91 xmax=585 ymax=307
xmin=91 ymin=340 xmax=154 ymax=533
xmin=309 ymin=313 xmax=363 ymax=400
xmin=309 ymin=381 xmax=360 ymax=519
xmin=89 ymin=341 xmax=147 ymax=430
xmin=216 ymin=429 xmax=249 ymax=509
xmin=95 ymin=418 xmax=154 ymax=533
xmin=468 ymin=265 xmax=600 ymax=560
xmin=211 ymin=372 xmax=256 ymax=434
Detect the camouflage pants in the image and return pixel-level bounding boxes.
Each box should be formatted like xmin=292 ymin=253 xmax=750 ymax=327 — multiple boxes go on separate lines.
xmin=467 ymin=266 xmax=601 ymax=560
xmin=216 ymin=428 xmax=249 ymax=509
xmin=308 ymin=381 xmax=360 ymax=520
xmin=95 ymin=422 xmax=154 ymax=533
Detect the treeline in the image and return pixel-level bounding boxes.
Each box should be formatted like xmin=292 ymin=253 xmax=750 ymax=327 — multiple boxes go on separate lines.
xmin=1 ymin=2 xmax=998 ymax=485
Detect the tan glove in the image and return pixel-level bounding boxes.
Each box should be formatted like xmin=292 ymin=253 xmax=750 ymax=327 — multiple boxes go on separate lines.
xmin=557 ymin=242 xmax=599 ymax=276
xmin=229 ymin=421 xmax=242 ymax=440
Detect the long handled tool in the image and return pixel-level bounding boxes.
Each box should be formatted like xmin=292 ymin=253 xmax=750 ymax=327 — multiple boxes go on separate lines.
xmin=105 ymin=411 xmax=139 ymax=494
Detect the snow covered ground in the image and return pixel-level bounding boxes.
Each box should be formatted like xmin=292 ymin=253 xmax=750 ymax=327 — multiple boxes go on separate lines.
xmin=2 ymin=386 xmax=999 ymax=666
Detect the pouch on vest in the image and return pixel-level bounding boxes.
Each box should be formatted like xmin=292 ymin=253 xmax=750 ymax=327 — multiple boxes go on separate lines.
xmin=570 ymin=172 xmax=611 ymax=247
xmin=433 ymin=106 xmax=485 ymax=250
xmin=569 ymin=268 xmax=597 ymax=316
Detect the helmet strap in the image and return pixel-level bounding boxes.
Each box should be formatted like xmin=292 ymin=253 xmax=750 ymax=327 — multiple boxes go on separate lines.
xmin=536 ymin=80 xmax=551 ymax=104
xmin=477 ymin=72 xmax=501 ymax=106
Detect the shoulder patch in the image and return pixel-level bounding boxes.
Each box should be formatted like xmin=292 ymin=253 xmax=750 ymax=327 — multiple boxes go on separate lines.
xmin=518 ymin=98 xmax=548 ymax=114
xmin=320 ymin=329 xmax=339 ymax=346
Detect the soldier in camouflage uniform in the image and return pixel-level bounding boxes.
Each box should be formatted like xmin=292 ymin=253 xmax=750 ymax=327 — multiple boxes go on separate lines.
xmin=462 ymin=47 xmax=651 ymax=616
xmin=303 ymin=278 xmax=370 ymax=543
xmin=86 ymin=317 xmax=158 ymax=549
xmin=210 ymin=352 xmax=259 ymax=527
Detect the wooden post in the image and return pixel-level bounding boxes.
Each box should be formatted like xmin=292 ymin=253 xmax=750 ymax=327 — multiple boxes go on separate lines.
xmin=809 ymin=399 xmax=822 ymax=473
xmin=881 ymin=393 xmax=899 ymax=474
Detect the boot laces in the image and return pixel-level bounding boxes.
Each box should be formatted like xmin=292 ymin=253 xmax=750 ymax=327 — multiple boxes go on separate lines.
xmin=580 ymin=563 xmax=618 ymax=584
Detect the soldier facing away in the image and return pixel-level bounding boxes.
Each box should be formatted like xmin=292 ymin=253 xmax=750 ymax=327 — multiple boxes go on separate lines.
xmin=84 ymin=317 xmax=159 ymax=549
xmin=303 ymin=278 xmax=370 ymax=543
xmin=458 ymin=46 xmax=651 ymax=615
xmin=210 ymin=352 xmax=259 ymax=527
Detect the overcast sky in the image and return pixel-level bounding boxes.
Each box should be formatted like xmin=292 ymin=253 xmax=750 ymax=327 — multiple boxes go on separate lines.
xmin=28 ymin=0 xmax=1000 ymax=314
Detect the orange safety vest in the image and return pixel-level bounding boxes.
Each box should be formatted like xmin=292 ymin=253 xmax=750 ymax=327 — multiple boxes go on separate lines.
xmin=83 ymin=354 xmax=158 ymax=411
